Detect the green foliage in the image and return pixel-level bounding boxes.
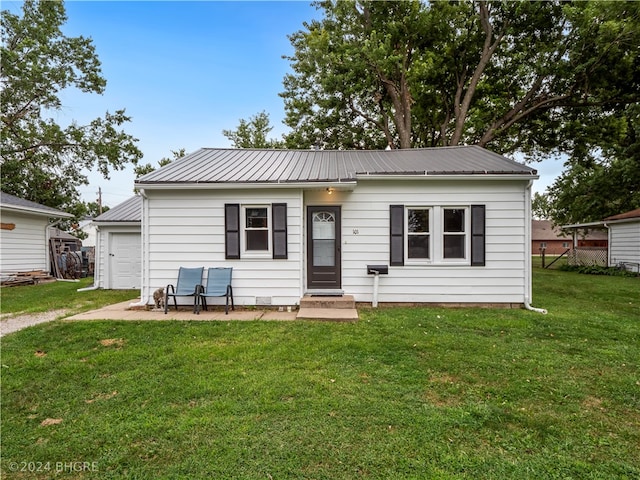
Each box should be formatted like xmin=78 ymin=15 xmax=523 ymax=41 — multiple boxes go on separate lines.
xmin=1 ymin=271 xmax=639 ymax=478
xmin=558 ymin=264 xmax=639 ymax=277
xmin=134 ymin=148 xmax=185 ymax=179
xmin=281 ymin=1 xmax=640 ymax=154
xmin=222 ymin=111 xmax=284 ymax=149
xmin=0 ymin=0 xmax=142 ymax=215
xmin=547 ymin=103 xmax=640 ymax=224
xmin=532 ymin=192 xmax=553 ymax=220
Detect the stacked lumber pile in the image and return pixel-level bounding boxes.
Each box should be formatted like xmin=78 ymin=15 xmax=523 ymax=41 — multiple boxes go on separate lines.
xmin=1 ymin=270 xmax=53 ymax=287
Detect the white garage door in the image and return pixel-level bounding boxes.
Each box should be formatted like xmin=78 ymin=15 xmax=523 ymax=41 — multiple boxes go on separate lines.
xmin=110 ymin=233 xmax=141 ymax=289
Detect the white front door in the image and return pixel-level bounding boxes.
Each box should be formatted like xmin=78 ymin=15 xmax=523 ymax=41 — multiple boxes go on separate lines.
xmin=110 ymin=233 xmax=141 ymax=289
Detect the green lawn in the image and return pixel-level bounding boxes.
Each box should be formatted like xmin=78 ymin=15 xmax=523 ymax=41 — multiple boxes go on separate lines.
xmin=1 ymin=270 xmax=638 ymax=479
xmin=0 ymin=277 xmax=137 ymax=316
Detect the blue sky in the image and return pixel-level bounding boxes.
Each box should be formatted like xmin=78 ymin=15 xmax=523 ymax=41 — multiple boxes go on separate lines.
xmin=7 ymin=0 xmax=562 ymax=207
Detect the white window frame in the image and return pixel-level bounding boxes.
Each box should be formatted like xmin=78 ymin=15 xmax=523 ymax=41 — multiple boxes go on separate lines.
xmin=241 ymin=205 xmax=271 ymax=258
xmin=441 ymin=207 xmax=469 ymax=263
xmin=405 ymin=207 xmax=432 ymax=263
xmin=405 ymin=206 xmax=470 ymax=265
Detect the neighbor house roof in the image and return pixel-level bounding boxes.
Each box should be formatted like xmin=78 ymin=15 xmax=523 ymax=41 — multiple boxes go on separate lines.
xmin=135 ymin=146 xmax=537 ymax=186
xmin=94 ymin=195 xmax=141 ymax=223
xmin=531 ymin=220 xmax=571 ymax=241
xmin=604 ymin=208 xmax=640 ymax=223
xmin=0 ymin=191 xmax=73 ymax=218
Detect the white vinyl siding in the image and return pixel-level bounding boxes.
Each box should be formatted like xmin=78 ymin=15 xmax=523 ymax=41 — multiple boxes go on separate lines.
xmin=144 ymin=189 xmax=302 ymax=307
xmin=608 ymin=221 xmax=640 ymax=267
xmin=306 ymin=179 xmax=529 ymax=304
xmin=142 ymin=177 xmax=531 ymax=306
xmin=0 ymin=211 xmax=49 ymax=273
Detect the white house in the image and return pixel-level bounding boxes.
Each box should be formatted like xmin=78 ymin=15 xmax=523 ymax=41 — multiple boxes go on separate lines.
xmin=0 ymin=191 xmax=73 ymax=275
xmin=92 ymin=195 xmax=142 ymax=289
xmin=134 ymin=146 xmax=540 ymax=309
xmin=604 ymin=208 xmax=640 ymax=272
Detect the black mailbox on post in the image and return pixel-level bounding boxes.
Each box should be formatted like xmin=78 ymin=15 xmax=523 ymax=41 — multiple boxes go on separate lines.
xmin=367 ymin=264 xmax=388 ymax=275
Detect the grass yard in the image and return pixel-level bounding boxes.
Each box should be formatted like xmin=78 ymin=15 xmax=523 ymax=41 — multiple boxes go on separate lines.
xmin=0 ymin=277 xmax=137 ymax=316
xmin=1 ymin=270 xmax=638 ymax=479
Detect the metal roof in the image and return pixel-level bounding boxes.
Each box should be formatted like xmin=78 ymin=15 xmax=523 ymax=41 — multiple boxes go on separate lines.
xmin=0 ymin=191 xmax=73 ymax=218
xmin=94 ymin=195 xmax=141 ymax=223
xmin=136 ymin=146 xmax=537 ymax=185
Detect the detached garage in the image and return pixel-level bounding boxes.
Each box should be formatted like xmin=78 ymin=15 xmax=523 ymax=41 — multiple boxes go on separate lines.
xmin=93 ymin=195 xmax=142 ymax=289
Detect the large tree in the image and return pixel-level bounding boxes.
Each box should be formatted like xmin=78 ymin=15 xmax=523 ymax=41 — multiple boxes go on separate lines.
xmin=281 ymin=1 xmax=640 ymax=154
xmin=1 ymin=0 xmax=142 ymax=215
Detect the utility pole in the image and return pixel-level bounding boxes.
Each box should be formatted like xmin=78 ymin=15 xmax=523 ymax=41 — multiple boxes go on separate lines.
xmin=97 ymin=187 xmax=103 ymax=215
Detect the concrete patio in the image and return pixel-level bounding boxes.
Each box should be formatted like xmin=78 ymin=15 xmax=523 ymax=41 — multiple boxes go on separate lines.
xmin=64 ymin=299 xmax=359 ymax=322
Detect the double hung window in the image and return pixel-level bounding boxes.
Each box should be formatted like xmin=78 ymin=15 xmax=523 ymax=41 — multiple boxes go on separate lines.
xmin=392 ymin=205 xmax=483 ymax=266
xmin=407 ymin=208 xmax=431 ymax=259
xmin=244 ymin=206 xmax=269 ymax=253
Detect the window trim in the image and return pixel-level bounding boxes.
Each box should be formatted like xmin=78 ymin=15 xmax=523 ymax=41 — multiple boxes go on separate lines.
xmin=404 ymin=205 xmax=471 ymax=265
xmin=406 ymin=207 xmax=432 ymax=262
xmin=442 ymin=207 xmax=469 ymax=263
xmin=241 ymin=204 xmax=271 ymax=258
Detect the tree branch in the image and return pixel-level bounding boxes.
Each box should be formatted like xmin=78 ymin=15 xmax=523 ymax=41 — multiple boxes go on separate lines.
xmin=451 ymin=0 xmax=506 ymax=145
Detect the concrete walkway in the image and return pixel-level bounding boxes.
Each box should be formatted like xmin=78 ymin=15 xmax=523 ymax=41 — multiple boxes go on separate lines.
xmin=0 ymin=301 xmax=359 ymax=336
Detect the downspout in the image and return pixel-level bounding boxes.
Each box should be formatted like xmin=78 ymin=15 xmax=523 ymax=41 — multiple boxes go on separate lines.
xmin=524 ymin=180 xmax=547 ymax=314
xmin=129 ymin=190 xmax=148 ymax=307
xmin=77 ymin=225 xmax=100 ymax=292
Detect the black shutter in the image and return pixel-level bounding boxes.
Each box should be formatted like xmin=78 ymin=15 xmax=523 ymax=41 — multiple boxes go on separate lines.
xmin=225 ymin=203 xmax=240 ymax=259
xmin=471 ymin=204 xmax=486 ymax=266
xmin=390 ymin=205 xmax=404 ymax=266
xmin=272 ymin=203 xmax=288 ymax=259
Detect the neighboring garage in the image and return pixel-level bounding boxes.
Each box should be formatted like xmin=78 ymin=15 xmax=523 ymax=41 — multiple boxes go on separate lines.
xmin=93 ymin=195 xmax=142 ymax=289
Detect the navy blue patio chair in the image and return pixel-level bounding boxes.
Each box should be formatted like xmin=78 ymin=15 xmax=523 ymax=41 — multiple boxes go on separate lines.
xmin=164 ymin=267 xmax=204 ymax=314
xmin=196 ymin=267 xmax=234 ymax=314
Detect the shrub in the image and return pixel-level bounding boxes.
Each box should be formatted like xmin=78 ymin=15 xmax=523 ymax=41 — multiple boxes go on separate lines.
xmin=558 ymin=264 xmax=638 ymax=277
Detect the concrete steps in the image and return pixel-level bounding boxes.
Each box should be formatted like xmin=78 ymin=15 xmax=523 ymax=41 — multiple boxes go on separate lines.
xmin=296 ymin=295 xmax=359 ymax=321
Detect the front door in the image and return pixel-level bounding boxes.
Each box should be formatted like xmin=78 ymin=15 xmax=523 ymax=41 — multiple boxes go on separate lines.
xmin=307 ymin=206 xmax=341 ymax=290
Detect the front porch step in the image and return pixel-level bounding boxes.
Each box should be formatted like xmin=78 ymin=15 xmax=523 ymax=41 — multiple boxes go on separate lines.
xmin=297 ymin=295 xmax=358 ymax=321
xmin=300 ymin=295 xmax=355 ymax=309
xmin=296 ymin=307 xmax=358 ymax=322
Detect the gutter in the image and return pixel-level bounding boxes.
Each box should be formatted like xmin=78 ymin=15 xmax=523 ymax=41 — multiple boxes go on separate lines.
xmin=134 ymin=180 xmax=358 ymax=191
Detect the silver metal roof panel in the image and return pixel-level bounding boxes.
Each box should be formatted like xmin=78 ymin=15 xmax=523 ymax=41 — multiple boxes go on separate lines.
xmin=136 ymin=146 xmax=537 ymax=185
xmin=94 ymin=195 xmax=141 ymax=223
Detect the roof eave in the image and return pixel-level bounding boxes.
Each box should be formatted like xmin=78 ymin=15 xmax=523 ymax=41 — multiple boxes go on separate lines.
xmin=561 ymin=221 xmax=607 ymax=229
xmin=93 ymin=221 xmax=141 ymax=226
xmin=135 ymin=180 xmax=359 ymax=190
xmin=0 ymin=204 xmax=74 ymax=218
xmin=603 ymin=217 xmax=640 ymax=225
xmin=355 ymin=172 xmax=539 ymax=180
